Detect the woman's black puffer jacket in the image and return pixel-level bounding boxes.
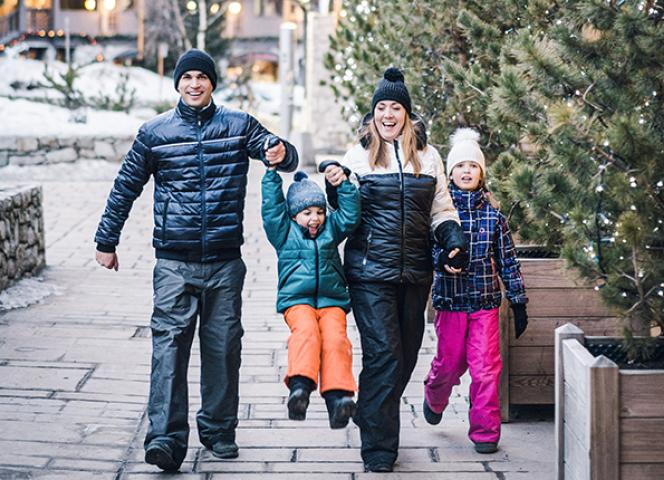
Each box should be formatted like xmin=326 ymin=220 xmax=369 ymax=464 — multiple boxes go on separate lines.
xmin=333 ymin=114 xmax=462 ymax=285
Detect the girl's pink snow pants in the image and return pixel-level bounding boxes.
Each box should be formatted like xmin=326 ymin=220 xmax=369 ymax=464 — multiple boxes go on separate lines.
xmin=424 ymin=308 xmax=502 ymax=444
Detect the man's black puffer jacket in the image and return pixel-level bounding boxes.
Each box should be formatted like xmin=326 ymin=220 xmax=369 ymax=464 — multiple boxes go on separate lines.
xmin=95 ymin=99 xmax=298 ymax=262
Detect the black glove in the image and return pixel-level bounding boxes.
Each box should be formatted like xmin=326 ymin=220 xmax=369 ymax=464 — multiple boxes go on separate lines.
xmin=318 ymin=159 xmax=352 ymax=177
xmin=511 ymin=303 xmax=528 ymax=339
xmin=434 ymin=221 xmax=469 ymax=270
xmin=434 ymin=220 xmax=466 ymax=250
xmin=436 ymin=248 xmax=470 ymax=270
xmin=319 ymin=160 xmax=353 ymax=211
xmin=261 ymin=134 xmax=282 ymax=166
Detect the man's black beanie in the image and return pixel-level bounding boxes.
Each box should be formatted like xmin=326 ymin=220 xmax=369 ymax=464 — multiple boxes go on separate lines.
xmin=173 ymin=49 xmax=218 ymax=91
xmin=371 ymin=67 xmax=412 ymax=114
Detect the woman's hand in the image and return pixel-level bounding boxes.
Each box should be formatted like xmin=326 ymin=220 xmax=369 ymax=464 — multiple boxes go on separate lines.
xmin=324 ymin=165 xmax=347 ymax=187
xmin=443 ymin=248 xmax=462 ymax=274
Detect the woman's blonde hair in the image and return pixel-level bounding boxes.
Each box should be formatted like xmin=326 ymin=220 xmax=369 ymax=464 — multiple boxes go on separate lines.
xmin=360 ymin=114 xmax=422 ymax=174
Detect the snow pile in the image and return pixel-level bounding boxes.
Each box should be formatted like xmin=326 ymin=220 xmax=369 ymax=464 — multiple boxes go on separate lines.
xmin=0 ymin=57 xmax=301 ymax=137
xmin=0 ymin=97 xmax=145 ymax=137
xmin=0 ymin=277 xmax=63 ymax=312
xmin=0 ymin=57 xmax=179 ymax=106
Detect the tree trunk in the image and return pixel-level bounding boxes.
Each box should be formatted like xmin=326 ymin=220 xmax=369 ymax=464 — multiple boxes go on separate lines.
xmin=197 ymin=0 xmax=207 ymax=50
xmin=172 ymin=0 xmax=192 ymax=50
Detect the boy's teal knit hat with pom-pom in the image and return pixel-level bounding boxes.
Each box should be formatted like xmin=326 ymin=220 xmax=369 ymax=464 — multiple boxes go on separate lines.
xmin=286 ymin=171 xmax=327 ymax=216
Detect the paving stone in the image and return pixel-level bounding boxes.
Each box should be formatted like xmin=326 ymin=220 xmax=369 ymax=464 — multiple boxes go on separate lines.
xmin=209 ymin=475 xmax=350 ymax=480
xmin=0 ymin=365 xmax=90 ymax=390
xmin=48 ymin=459 xmax=122 ymax=471
xmin=0 ymin=454 xmax=50 ymax=468
xmin=355 ymin=474 xmax=495 ymax=480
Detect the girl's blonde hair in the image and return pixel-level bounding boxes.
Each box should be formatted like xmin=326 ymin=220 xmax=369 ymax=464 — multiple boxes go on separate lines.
xmin=360 ymin=114 xmax=422 ymax=174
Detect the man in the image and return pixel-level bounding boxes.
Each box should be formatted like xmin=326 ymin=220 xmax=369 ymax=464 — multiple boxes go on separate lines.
xmin=94 ymin=49 xmax=298 ymax=471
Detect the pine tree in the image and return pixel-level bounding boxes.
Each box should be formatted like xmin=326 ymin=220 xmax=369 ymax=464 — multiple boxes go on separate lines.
xmin=490 ymin=0 xmax=664 ymax=345
xmin=144 ymin=0 xmax=228 ymax=73
xmin=180 ymin=0 xmax=229 ymax=60
xmin=144 ymin=0 xmax=190 ymax=71
xmin=324 ymin=0 xmax=466 ymax=145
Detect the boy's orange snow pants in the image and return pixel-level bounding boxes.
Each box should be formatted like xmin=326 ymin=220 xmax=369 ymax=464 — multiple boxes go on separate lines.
xmin=283 ymin=304 xmax=357 ymax=393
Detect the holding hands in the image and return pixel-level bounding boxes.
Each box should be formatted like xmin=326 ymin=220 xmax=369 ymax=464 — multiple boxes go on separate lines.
xmin=263 ymin=135 xmax=286 ymax=168
xmin=324 ymin=165 xmax=348 ymax=186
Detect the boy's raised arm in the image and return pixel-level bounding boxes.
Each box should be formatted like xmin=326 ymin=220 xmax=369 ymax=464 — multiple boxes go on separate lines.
xmin=261 ymin=169 xmax=291 ymax=250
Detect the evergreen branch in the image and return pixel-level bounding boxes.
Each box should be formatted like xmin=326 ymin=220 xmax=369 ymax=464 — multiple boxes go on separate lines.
xmin=593 ymin=146 xmax=664 ymax=211
xmin=465 ymin=82 xmax=487 ymax=97
xmin=580 ymin=82 xmax=604 ymax=113
xmin=506 ymin=200 xmax=520 ymax=223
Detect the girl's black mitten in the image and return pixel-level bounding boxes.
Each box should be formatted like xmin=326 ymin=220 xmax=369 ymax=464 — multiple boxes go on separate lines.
xmin=511 ymin=303 xmax=528 ymax=339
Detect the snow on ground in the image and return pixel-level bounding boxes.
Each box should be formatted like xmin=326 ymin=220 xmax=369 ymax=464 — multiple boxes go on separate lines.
xmin=0 ymin=57 xmax=300 ymax=134
xmin=0 ymin=97 xmax=145 ymax=137
xmin=0 ymin=57 xmax=180 ymax=107
xmin=0 ymin=277 xmax=63 ymax=312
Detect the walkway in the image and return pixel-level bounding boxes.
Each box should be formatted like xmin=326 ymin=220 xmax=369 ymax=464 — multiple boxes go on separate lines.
xmin=0 ymin=161 xmax=554 ymax=479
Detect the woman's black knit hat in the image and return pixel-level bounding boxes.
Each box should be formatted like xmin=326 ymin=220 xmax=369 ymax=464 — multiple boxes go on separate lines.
xmin=173 ymin=49 xmax=218 ymax=91
xmin=371 ymin=67 xmax=412 ymax=114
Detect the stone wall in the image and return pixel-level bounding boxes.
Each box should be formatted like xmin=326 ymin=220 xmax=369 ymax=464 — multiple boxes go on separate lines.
xmin=0 ymin=136 xmax=133 ymax=167
xmin=0 ymin=185 xmax=45 ymax=291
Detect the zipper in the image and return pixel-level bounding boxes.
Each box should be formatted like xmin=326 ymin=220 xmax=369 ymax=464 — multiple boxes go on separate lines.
xmin=362 ymin=229 xmax=372 ymax=266
xmin=197 ymin=117 xmax=207 ymax=259
xmin=393 ymin=140 xmax=405 ymax=282
xmin=314 ymin=238 xmax=319 ymax=308
xmin=467 ymin=193 xmax=473 ymax=267
xmin=161 ymin=198 xmax=170 ymax=242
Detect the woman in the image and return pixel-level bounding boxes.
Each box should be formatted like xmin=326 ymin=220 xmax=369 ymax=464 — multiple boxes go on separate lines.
xmin=323 ymin=68 xmax=467 ymax=472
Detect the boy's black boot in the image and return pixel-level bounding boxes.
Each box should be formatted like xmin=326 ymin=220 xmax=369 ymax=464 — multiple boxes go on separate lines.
xmin=323 ymin=390 xmax=357 ymax=429
xmin=287 ymin=375 xmax=315 ymax=421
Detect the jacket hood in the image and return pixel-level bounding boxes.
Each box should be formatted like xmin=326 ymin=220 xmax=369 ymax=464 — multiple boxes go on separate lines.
xmin=358 ymin=112 xmax=428 ymax=150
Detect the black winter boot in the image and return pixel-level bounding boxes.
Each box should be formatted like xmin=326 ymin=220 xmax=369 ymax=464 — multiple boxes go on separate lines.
xmin=287 ymin=376 xmax=315 ymax=421
xmin=323 ymin=390 xmax=357 ymax=429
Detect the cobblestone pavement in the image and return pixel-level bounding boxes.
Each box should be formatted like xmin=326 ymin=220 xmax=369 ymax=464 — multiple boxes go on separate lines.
xmin=0 ymin=161 xmax=554 ymax=479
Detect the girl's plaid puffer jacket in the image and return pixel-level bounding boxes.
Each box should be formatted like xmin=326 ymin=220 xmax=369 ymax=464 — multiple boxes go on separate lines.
xmin=432 ymin=184 xmax=527 ymax=312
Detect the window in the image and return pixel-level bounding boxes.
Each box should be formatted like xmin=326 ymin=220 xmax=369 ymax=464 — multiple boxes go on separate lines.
xmin=25 ymin=0 xmax=52 ymax=8
xmin=60 ymin=0 xmax=88 ymax=9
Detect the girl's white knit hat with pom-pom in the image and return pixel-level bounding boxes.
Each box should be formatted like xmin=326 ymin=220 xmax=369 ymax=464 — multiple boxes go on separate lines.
xmin=445 ymin=128 xmax=486 ymax=177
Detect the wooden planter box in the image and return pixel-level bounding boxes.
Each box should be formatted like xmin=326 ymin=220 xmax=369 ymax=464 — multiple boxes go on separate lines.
xmin=555 ymin=324 xmax=664 ymax=480
xmin=499 ymin=258 xmax=622 ymax=421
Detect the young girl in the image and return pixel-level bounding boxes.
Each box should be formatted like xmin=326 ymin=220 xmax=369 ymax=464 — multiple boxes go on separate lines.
xmin=261 ymin=167 xmax=361 ymax=429
xmin=423 ymin=128 xmax=528 ymax=454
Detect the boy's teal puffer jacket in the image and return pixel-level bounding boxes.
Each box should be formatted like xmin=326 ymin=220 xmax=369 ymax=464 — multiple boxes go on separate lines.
xmin=261 ymin=169 xmax=361 ymax=313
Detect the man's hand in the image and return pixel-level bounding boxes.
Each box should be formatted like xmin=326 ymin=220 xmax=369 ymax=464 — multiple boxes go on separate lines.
xmin=264 ymin=138 xmax=286 ymax=166
xmin=96 ymin=250 xmax=119 ymax=271
xmin=324 ymin=165 xmax=347 ymax=187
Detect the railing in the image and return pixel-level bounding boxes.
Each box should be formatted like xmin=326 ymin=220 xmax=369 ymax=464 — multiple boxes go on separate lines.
xmin=26 ymin=8 xmax=53 ymax=32
xmin=0 ymin=11 xmax=19 ymax=40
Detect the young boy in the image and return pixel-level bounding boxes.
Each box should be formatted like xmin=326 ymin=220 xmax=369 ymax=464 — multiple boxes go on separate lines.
xmin=261 ymin=167 xmax=361 ymax=428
